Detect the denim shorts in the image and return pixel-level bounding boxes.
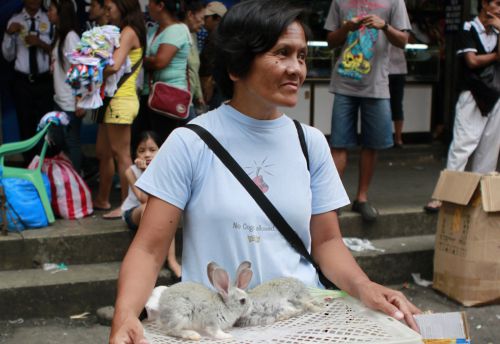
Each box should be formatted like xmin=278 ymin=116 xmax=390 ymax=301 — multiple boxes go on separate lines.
xmin=123 ymin=206 xmax=139 ymax=232
xmin=330 ymin=93 xmax=393 ymax=149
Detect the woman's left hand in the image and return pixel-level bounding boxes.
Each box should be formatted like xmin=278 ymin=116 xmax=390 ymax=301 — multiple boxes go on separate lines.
xmin=356 ymin=280 xmax=421 ymax=332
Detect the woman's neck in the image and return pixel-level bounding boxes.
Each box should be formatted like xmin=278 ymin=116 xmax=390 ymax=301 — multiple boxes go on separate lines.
xmin=157 ymin=13 xmax=178 ymax=30
xmin=229 ymin=88 xmax=281 ymax=121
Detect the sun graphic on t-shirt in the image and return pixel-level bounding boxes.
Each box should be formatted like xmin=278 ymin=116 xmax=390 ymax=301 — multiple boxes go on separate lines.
xmin=244 ymin=158 xmax=274 ymax=193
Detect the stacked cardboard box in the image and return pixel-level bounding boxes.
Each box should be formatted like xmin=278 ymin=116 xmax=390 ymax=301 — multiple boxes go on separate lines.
xmin=431 ymin=170 xmax=500 ymax=306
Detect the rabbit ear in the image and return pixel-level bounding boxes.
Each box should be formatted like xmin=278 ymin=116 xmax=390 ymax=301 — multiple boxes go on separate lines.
xmin=211 ymin=268 xmax=230 ymax=299
xmin=235 ymin=261 xmax=252 ymax=277
xmin=235 ymin=261 xmax=253 ymax=289
xmin=207 ymin=261 xmax=221 ymax=286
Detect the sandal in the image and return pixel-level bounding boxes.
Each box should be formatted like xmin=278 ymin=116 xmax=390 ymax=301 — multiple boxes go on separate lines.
xmin=102 ymin=208 xmax=122 ymax=220
xmin=423 ymin=200 xmax=442 ymax=214
xmin=352 ymin=200 xmax=378 ymax=222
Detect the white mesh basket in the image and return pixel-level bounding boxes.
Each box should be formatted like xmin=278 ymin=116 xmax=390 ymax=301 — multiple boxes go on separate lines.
xmin=143 ymin=295 xmax=423 ymax=344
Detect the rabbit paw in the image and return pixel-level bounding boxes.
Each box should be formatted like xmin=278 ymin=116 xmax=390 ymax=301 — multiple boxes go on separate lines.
xmin=207 ymin=328 xmax=232 ymax=340
xmin=177 ymin=330 xmax=202 ymax=341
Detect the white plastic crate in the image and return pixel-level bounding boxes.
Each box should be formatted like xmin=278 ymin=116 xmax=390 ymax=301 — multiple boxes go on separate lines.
xmin=143 ymin=295 xmax=423 ymax=344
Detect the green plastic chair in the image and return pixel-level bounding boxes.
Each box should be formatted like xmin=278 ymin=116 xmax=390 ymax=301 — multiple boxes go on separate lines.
xmin=0 ymin=122 xmax=55 ymax=224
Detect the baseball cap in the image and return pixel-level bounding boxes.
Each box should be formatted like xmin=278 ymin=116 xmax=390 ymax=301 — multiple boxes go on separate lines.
xmin=205 ymin=1 xmax=227 ymax=17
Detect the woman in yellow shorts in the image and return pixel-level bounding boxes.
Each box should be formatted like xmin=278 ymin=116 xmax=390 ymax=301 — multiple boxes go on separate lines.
xmin=94 ymin=0 xmax=146 ymax=219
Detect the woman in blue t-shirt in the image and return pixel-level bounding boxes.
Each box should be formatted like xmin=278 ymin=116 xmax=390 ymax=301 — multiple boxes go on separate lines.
xmin=110 ymin=1 xmax=421 ymax=342
xmin=141 ymin=0 xmax=191 ymax=143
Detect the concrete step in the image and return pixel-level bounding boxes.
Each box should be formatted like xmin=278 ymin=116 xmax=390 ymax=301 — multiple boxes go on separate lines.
xmin=353 ymin=234 xmax=435 ymax=285
xmin=0 ymin=217 xmax=131 ymax=271
xmin=0 ymin=262 xmax=176 ymax=320
xmin=339 ymin=208 xmax=437 ymax=239
xmin=0 ymin=209 xmax=437 ymax=272
xmin=0 ymin=234 xmax=435 ymax=320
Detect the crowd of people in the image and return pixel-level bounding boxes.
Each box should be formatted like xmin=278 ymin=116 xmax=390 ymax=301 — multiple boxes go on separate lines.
xmin=2 ymin=0 xmax=500 ymax=343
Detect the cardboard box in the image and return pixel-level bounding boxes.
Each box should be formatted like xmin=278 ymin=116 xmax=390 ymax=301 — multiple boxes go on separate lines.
xmin=415 ymin=311 xmax=470 ymax=344
xmin=431 ymin=170 xmax=500 ymax=306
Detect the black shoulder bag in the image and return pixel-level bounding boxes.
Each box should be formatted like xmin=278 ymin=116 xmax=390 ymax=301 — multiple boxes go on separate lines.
xmin=93 ymin=58 xmax=142 ymax=123
xmin=186 ymin=121 xmax=338 ymax=290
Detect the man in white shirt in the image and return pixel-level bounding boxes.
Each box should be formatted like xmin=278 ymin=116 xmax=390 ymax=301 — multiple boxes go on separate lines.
xmin=2 ymin=0 xmax=54 ymax=164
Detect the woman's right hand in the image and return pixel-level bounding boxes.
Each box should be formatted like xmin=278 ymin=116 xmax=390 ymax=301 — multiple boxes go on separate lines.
xmin=109 ymin=315 xmax=149 ymax=344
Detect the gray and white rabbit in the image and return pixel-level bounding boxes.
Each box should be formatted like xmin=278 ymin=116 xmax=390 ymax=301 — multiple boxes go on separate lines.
xmin=235 ymin=276 xmax=322 ymax=327
xmin=157 ymin=261 xmax=253 ymax=340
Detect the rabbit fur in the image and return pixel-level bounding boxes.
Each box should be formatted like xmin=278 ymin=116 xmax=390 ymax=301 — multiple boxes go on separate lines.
xmin=235 ymin=277 xmax=322 ymax=327
xmin=158 ymin=261 xmax=253 ymax=340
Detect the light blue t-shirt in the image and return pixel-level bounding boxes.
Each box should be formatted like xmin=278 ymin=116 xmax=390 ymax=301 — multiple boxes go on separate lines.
xmin=136 ymin=104 xmax=350 ymax=288
xmin=143 ymin=23 xmax=190 ymax=95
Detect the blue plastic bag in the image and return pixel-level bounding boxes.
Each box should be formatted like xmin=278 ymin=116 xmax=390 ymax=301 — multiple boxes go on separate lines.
xmin=0 ymin=174 xmax=52 ymax=231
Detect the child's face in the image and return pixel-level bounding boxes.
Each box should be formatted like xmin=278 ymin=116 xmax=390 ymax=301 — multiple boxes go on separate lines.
xmin=136 ymin=138 xmax=159 ymax=166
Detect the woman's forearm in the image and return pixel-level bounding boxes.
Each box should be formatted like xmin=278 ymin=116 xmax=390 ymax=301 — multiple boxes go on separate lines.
xmin=111 ymin=246 xmax=163 ymax=332
xmin=314 ymin=237 xmax=370 ymax=297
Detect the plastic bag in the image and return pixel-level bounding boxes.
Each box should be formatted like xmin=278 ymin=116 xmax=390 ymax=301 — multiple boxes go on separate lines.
xmin=29 ymin=154 xmax=93 ymax=219
xmin=0 ymin=175 xmax=51 ymax=231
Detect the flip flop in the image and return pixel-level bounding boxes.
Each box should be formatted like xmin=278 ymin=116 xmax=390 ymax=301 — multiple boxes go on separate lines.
xmin=423 ymin=200 xmax=441 ymax=214
xmin=94 ymin=206 xmax=112 ymax=211
xmin=102 ymin=214 xmax=122 ymax=220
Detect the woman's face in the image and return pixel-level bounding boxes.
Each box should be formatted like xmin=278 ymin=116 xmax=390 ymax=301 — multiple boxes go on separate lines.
xmin=105 ymin=0 xmax=121 ymax=26
xmin=147 ymin=0 xmax=161 ymax=21
xmin=186 ymin=9 xmax=205 ymax=33
xmin=89 ymin=0 xmax=106 ymax=22
xmin=47 ymin=2 xmax=58 ymax=25
xmin=235 ymin=21 xmax=307 ymax=109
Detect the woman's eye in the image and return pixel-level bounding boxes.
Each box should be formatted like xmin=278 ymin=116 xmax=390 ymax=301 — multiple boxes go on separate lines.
xmin=277 ymin=49 xmax=287 ymax=56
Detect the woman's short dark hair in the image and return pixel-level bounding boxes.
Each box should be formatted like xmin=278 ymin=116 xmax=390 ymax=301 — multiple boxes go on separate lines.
xmin=213 ymin=0 xmax=310 ymax=98
xmin=152 ymin=0 xmax=186 ymax=20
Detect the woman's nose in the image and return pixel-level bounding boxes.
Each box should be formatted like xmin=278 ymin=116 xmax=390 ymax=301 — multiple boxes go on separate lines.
xmin=286 ymin=57 xmax=304 ymax=77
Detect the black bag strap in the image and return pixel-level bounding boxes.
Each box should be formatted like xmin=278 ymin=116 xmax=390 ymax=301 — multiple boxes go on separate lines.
xmin=186 ymin=121 xmax=337 ymax=289
xmin=96 ymin=58 xmax=142 ymax=122
xmin=294 ymin=119 xmax=310 ymax=171
xmin=117 ymin=57 xmax=142 ymax=90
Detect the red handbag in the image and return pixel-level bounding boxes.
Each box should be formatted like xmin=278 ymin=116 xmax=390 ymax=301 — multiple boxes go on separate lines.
xmin=148 ymin=80 xmax=192 ymax=120
xmin=146 ymin=25 xmax=193 ymax=120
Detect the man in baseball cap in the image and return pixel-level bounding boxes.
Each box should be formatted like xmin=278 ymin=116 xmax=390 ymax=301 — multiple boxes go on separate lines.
xmin=204 ymin=1 xmax=227 ymax=31
xmin=205 ymin=1 xmax=227 ymax=16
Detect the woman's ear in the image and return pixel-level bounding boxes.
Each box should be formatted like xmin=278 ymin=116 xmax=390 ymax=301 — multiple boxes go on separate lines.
xmin=229 ymin=72 xmax=239 ymax=82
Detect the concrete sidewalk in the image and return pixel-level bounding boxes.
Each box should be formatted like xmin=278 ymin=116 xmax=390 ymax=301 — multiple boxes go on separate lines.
xmin=1 ymin=144 xmax=499 ymax=343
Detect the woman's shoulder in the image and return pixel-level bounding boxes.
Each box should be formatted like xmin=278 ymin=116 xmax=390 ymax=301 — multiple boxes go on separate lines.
xmin=163 ymin=23 xmax=189 ymax=39
xmin=63 ymin=31 xmax=80 ymax=51
xmin=67 ymin=30 xmax=80 ymax=39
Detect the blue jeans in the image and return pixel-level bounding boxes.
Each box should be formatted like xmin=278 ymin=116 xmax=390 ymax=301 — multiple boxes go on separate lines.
xmin=330 ymin=93 xmax=393 ymax=149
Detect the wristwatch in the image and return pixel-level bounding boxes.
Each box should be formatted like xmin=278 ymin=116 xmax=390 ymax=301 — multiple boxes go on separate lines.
xmin=382 ymin=22 xmax=389 ymax=31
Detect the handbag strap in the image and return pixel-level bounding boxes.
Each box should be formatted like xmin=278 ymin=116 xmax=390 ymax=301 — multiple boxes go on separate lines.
xmin=148 ymin=24 xmax=191 ymax=93
xmin=186 ymin=121 xmax=338 ymax=289
xmin=99 ymin=57 xmax=142 ymax=114
xmin=116 ymin=57 xmax=142 ymax=91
